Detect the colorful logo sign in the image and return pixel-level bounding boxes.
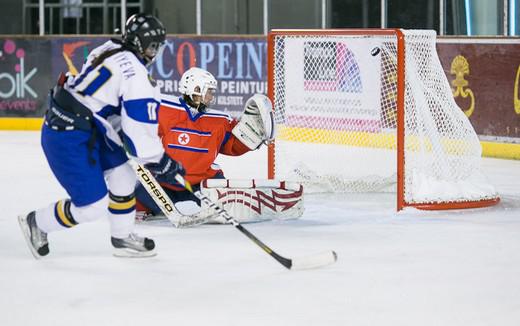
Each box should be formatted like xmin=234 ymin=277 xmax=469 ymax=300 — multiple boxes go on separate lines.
xmin=0 ymin=39 xmax=44 ymax=114
xmin=0 ymin=40 xmax=37 ymax=99
xmin=62 ymin=41 xmax=90 ymax=75
xmin=303 ymin=41 xmax=362 ymax=93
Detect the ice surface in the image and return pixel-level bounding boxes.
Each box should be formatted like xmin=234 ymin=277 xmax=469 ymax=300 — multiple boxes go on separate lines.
xmin=1 ymin=131 xmax=520 ymax=326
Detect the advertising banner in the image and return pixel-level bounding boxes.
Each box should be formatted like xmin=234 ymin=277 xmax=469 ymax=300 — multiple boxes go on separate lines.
xmin=0 ymin=38 xmax=52 ymax=117
xmin=51 ymin=36 xmax=266 ymax=118
xmin=284 ymin=38 xmax=383 ymax=132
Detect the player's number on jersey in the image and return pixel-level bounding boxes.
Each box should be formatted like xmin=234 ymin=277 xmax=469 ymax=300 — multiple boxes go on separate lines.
xmin=147 ymin=102 xmax=158 ymax=121
xmin=79 ymin=66 xmax=112 ymax=96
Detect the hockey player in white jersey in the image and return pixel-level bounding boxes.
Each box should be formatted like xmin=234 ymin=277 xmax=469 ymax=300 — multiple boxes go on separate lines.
xmin=18 ymin=13 xmax=184 ymax=258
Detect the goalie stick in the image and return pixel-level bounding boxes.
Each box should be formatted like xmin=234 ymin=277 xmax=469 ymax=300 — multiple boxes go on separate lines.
xmin=174 ymin=174 xmax=338 ymax=270
xmin=128 ymin=160 xmax=216 ymax=228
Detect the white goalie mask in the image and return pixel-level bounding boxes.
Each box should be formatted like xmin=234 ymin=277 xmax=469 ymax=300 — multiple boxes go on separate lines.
xmin=178 ymin=67 xmax=218 ymax=111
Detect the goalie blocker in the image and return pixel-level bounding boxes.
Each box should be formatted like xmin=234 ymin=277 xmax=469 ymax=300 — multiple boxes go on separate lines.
xmin=138 ymin=179 xmax=304 ymax=225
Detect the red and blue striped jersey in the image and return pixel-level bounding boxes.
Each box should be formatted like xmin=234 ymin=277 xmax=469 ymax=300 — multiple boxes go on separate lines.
xmin=158 ymin=96 xmax=250 ymax=189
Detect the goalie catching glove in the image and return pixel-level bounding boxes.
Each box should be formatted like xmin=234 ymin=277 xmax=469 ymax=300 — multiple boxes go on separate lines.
xmin=232 ymin=94 xmax=275 ymax=150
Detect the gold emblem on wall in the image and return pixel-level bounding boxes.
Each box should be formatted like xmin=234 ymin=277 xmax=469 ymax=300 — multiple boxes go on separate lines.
xmin=515 ymin=64 xmax=520 ymax=115
xmin=450 ymin=55 xmax=475 ymax=117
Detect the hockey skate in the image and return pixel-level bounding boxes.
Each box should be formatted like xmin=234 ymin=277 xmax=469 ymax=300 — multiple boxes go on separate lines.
xmin=111 ymin=233 xmax=156 ymax=258
xmin=18 ymin=211 xmax=49 ymax=259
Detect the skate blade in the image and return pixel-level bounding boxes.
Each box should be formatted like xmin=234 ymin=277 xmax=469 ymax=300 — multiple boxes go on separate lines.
xmin=112 ymin=248 xmax=157 ymax=258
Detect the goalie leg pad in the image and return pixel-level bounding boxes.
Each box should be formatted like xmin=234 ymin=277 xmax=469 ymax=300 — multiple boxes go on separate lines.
xmin=137 ymin=180 xmax=304 ymax=226
xmin=201 ymin=179 xmax=304 ymax=223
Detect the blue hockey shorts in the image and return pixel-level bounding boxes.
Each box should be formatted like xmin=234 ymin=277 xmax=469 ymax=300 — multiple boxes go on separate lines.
xmin=41 ymin=124 xmax=128 ymax=207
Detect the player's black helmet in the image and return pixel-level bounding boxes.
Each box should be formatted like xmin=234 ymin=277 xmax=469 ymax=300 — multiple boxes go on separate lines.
xmin=123 ymin=13 xmax=166 ymax=66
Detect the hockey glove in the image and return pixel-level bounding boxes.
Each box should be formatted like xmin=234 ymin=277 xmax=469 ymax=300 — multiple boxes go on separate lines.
xmin=144 ymin=153 xmax=185 ymax=185
xmin=232 ymin=94 xmax=275 ymax=150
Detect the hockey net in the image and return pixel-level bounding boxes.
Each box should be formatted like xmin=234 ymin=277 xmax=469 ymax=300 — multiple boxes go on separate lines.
xmin=267 ymin=29 xmax=499 ymax=210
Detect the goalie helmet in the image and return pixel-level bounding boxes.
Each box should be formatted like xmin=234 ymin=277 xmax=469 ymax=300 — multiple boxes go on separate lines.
xmin=123 ymin=13 xmax=166 ymax=66
xmin=178 ymin=67 xmax=218 ymax=112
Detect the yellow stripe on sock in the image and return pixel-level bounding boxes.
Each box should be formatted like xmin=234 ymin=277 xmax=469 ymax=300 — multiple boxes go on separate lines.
xmin=109 ymin=198 xmax=136 ymax=211
xmin=56 ymin=200 xmax=75 ymax=227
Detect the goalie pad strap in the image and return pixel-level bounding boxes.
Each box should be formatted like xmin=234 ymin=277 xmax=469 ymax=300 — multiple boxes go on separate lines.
xmin=202 ymin=179 xmax=302 ymax=191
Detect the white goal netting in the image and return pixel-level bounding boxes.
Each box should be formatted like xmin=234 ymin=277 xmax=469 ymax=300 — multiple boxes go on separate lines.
xmin=269 ymin=29 xmax=498 ymax=209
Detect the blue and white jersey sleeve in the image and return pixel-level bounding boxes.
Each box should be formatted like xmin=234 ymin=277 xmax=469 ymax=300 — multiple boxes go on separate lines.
xmin=64 ymin=41 xmax=164 ymax=163
xmin=119 ymin=63 xmax=164 ymax=163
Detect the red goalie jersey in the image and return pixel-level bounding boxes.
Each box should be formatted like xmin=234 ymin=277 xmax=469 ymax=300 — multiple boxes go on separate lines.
xmin=158 ymin=96 xmax=250 ymax=189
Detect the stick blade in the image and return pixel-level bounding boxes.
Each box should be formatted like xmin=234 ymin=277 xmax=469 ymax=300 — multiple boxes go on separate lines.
xmin=290 ymin=250 xmax=337 ymax=270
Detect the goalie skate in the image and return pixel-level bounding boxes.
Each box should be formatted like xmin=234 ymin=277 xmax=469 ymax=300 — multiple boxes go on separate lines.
xmin=136 ymin=204 xmax=220 ymax=228
xmin=135 ymin=210 xmax=171 ymax=225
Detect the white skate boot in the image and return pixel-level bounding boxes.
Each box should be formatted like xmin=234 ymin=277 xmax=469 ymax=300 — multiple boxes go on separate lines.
xmin=111 ymin=233 xmax=156 ymax=258
xmin=18 ymin=211 xmax=49 ymax=259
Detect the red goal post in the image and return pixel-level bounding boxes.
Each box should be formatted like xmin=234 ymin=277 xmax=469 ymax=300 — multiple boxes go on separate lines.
xmin=267 ymin=29 xmax=500 ymax=211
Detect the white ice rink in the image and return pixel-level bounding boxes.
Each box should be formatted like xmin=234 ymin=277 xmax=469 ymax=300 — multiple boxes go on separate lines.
xmin=1 ymin=131 xmax=520 ymax=326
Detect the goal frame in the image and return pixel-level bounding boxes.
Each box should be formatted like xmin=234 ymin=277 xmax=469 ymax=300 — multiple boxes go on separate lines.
xmin=266 ymin=28 xmax=500 ymax=211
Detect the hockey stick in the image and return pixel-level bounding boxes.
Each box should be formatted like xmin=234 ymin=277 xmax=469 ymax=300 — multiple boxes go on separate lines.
xmin=174 ymin=174 xmax=338 ymax=270
xmin=128 ymin=160 xmax=215 ymax=228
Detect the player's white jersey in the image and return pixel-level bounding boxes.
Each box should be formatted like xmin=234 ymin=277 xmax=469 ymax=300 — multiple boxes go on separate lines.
xmin=64 ymin=40 xmax=163 ymax=163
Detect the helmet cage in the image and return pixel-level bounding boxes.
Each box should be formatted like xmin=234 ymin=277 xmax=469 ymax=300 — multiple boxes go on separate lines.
xmin=179 ymin=68 xmax=218 ymax=108
xmin=193 ymin=84 xmax=217 ymax=107
xmin=123 ymin=14 xmax=166 ymax=66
